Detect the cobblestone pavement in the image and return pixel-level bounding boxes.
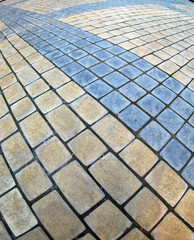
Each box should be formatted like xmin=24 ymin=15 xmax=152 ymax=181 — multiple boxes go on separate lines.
xmin=0 ymin=0 xmax=194 ymax=239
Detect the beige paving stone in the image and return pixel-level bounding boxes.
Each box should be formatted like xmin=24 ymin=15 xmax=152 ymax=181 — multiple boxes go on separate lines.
xmin=12 ymin=60 xmax=29 ymax=73
xmin=180 ymin=65 xmax=194 ymax=78
xmin=163 ymin=46 xmax=179 ymax=56
xmin=125 ymin=187 xmax=167 ymax=231
xmin=20 ymin=112 xmax=53 ymax=148
xmin=17 ymin=227 xmax=49 ymax=240
xmin=180 ymin=49 xmax=193 ymax=60
xmin=90 ymin=152 xmax=141 ymax=204
xmin=0 ymin=95 xmax=8 ymax=118
xmin=26 ymin=78 xmax=50 ymax=98
xmin=0 ymin=221 xmax=11 ymax=240
xmin=2 ymin=47 xmax=17 ymax=58
xmin=7 ymin=52 xmax=23 ymax=65
xmin=131 ymin=46 xmax=152 ymax=57
xmin=85 ymin=200 xmax=131 ymax=240
xmin=33 ymin=191 xmax=85 ymax=239
xmin=119 ymin=139 xmax=158 ymax=177
xmin=0 ymin=155 xmax=15 ymax=195
xmin=3 ymin=82 xmax=26 ymax=105
xmin=0 ymin=63 xmax=11 ymax=79
xmin=35 ymin=90 xmax=62 ymax=114
xmin=118 ymin=41 xmax=136 ymax=50
xmin=144 ymin=54 xmax=163 ymax=65
xmin=26 ymin=52 xmax=44 ymax=64
xmin=152 ymin=213 xmax=194 ymax=240
xmin=20 ymin=46 xmax=37 ymax=57
xmin=145 ymin=42 xmax=163 ymax=51
xmin=70 ymin=94 xmax=107 ymax=125
xmin=57 ymin=81 xmax=85 ymax=103
xmin=32 ymin=58 xmax=54 ymax=73
xmin=130 ymin=38 xmax=145 ymax=46
xmin=154 ymin=50 xmax=170 ymax=60
xmin=17 ymin=67 xmax=39 ymax=86
xmin=173 ymin=71 xmax=191 ymax=85
xmin=36 ymin=136 xmax=71 ymax=173
xmin=0 ymin=73 xmax=17 ymax=90
xmin=42 ymin=68 xmax=70 ymax=88
xmin=11 ymin=97 xmax=36 ymax=121
xmin=0 ymin=114 xmax=17 ymax=141
xmin=158 ymin=60 xmax=179 ymax=75
xmin=53 ymin=161 xmax=104 ymax=214
xmin=92 ymin=115 xmax=134 ymax=152
xmin=170 ymin=54 xmax=188 ymax=66
xmin=16 ymin=161 xmax=52 ymax=201
xmin=46 ymin=105 xmax=85 ymax=141
xmin=188 ymin=80 xmax=194 ymax=91
xmin=175 ymin=189 xmax=194 ymax=227
xmin=68 ymin=129 xmax=106 ymax=166
xmin=0 ymin=188 xmax=37 ymax=237
xmin=0 ymin=40 xmax=11 ymax=51
xmin=146 ymin=161 xmax=187 ymax=206
xmin=121 ymin=228 xmax=149 ymax=240
xmin=14 ymin=41 xmax=29 ymax=50
xmin=79 ymin=233 xmax=96 ymax=240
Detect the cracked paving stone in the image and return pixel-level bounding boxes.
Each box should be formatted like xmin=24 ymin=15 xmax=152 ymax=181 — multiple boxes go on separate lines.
xmin=0 ymin=114 xmax=17 ymax=142
xmin=121 ymin=228 xmax=149 ymax=240
xmin=0 ymin=221 xmax=12 ymax=240
xmin=17 ymin=227 xmax=49 ymax=240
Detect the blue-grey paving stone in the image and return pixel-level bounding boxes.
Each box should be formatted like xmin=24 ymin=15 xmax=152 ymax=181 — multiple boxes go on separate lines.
xmin=66 ymin=36 xmax=81 ymax=43
xmin=38 ymin=45 xmax=55 ymax=55
xmin=133 ymin=59 xmax=153 ymax=71
xmin=72 ymin=70 xmax=97 ymax=86
xmin=45 ymin=50 xmax=63 ymax=61
xmin=157 ymin=108 xmax=184 ymax=134
xmin=37 ymin=31 xmax=54 ymax=40
xmin=105 ymin=57 xmax=127 ymax=69
xmin=182 ymin=157 xmax=194 ymax=187
xmin=163 ymin=77 xmax=184 ymax=94
xmin=107 ymin=46 xmax=125 ymax=55
xmin=83 ymin=44 xmax=101 ymax=54
xmin=78 ymin=55 xmax=99 ymax=68
xmin=152 ymin=85 xmax=176 ymax=104
xmin=140 ymin=121 xmax=171 ymax=151
xmin=177 ymin=123 xmax=194 ymax=151
xmin=61 ymin=62 xmax=84 ymax=76
xmin=58 ymin=32 xmax=74 ymax=39
xmin=180 ymin=88 xmax=194 ymax=106
xmin=103 ymin=72 xmax=128 ymax=88
xmin=87 ymin=36 xmax=101 ymax=43
xmin=119 ymin=65 xmax=142 ymax=79
xmin=94 ymin=50 xmax=113 ymax=61
xmin=53 ymin=55 xmax=73 ymax=68
xmin=33 ymin=41 xmax=48 ymax=50
xmin=119 ymin=104 xmax=150 ymax=131
xmin=160 ymin=139 xmax=191 ymax=171
xmin=170 ymin=97 xmax=193 ymax=119
xmin=90 ymin=63 xmax=113 ymax=77
xmin=147 ymin=68 xmax=168 ymax=82
xmin=135 ymin=74 xmax=158 ymax=91
xmin=119 ymin=52 xmax=138 ymax=62
xmin=100 ymin=91 xmax=130 ymax=114
xmin=52 ymin=40 xmax=68 ymax=48
xmin=74 ymin=39 xmax=90 ymax=48
xmin=119 ymin=82 xmax=146 ymax=102
xmin=85 ymin=80 xmax=113 ymax=98
xmin=46 ymin=36 xmax=61 ymax=44
xmin=60 ymin=44 xmax=78 ymax=54
xmin=68 ymin=49 xmax=87 ymax=60
xmin=96 ymin=40 xmax=113 ymax=48
xmin=189 ymin=114 xmax=194 ymax=127
xmin=138 ymin=94 xmax=165 ymax=117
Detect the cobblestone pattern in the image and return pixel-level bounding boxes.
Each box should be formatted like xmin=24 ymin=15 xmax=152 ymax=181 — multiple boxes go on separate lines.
xmin=0 ymin=0 xmax=193 ymax=239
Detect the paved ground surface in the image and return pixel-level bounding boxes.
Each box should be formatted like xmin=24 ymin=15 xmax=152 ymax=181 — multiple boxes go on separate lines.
xmin=0 ymin=0 xmax=194 ymax=239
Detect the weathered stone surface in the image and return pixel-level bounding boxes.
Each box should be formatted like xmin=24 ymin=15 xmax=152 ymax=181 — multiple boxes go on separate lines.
xmin=0 ymin=114 xmax=17 ymax=141
xmin=26 ymin=79 xmax=49 ymax=98
xmin=3 ymin=82 xmax=26 ymax=105
xmin=0 ymin=94 xmax=8 ymax=118
xmin=0 ymin=222 xmax=11 ymax=240
xmin=17 ymin=227 xmax=49 ymax=240
xmin=17 ymin=67 xmax=39 ymax=86
xmin=121 ymin=228 xmax=149 ymax=240
xmin=32 ymin=58 xmax=54 ymax=73
xmin=0 ymin=73 xmax=17 ymax=90
xmin=79 ymin=233 xmax=96 ymax=240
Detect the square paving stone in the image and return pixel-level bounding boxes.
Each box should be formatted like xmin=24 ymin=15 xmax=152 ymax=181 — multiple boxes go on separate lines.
xmin=177 ymin=123 xmax=194 ymax=151
xmin=0 ymin=73 xmax=17 ymax=90
xmin=133 ymin=59 xmax=153 ymax=71
xmin=89 ymin=152 xmax=141 ymax=204
xmin=62 ymin=62 xmax=84 ymax=76
xmin=140 ymin=121 xmax=170 ymax=151
xmin=42 ymin=68 xmax=70 ymax=88
xmin=20 ymin=112 xmax=53 ymax=148
xmin=16 ymin=161 xmax=52 ymax=201
xmin=70 ymin=94 xmax=107 ymax=125
xmin=92 ymin=114 xmax=134 ymax=152
xmin=0 ymin=155 xmax=15 ymax=195
xmin=3 ymin=82 xmax=26 ymax=105
xmin=46 ymin=105 xmax=85 ymax=141
xmin=0 ymin=114 xmax=17 ymax=141
xmin=0 ymin=95 xmax=8 ymax=118
xmin=74 ymin=39 xmax=90 ymax=48
xmin=45 ymin=50 xmax=63 ymax=61
xmin=107 ymin=46 xmax=125 ymax=55
xmin=163 ymin=77 xmax=184 ymax=93
xmin=35 ymin=90 xmax=62 ymax=114
xmin=0 ymin=222 xmax=11 ymax=240
xmin=12 ymin=61 xmax=29 ymax=73
xmin=182 ymin=157 xmax=194 ymax=187
xmin=11 ymin=97 xmax=36 ymax=121
xmin=119 ymin=65 xmax=142 ymax=79
xmin=72 ymin=70 xmax=97 ymax=86
xmin=175 ymin=189 xmax=194 ymax=227
xmin=180 ymin=88 xmax=194 ymax=106
xmin=32 ymin=58 xmax=54 ymax=73
xmin=120 ymin=82 xmax=146 ymax=102
xmin=100 ymin=91 xmax=130 ymax=114
xmin=68 ymin=49 xmax=87 ymax=60
xmin=84 ymin=44 xmax=101 ymax=54
xmin=160 ymin=139 xmax=191 ymax=171
xmin=125 ymin=187 xmax=167 ymax=231
xmin=0 ymin=188 xmax=37 ymax=237
xmin=121 ymin=228 xmax=149 ymax=240
xmin=96 ymin=40 xmax=113 ymax=48
xmin=152 ymin=213 xmax=193 ymax=240
xmin=53 ymin=161 xmax=104 ymax=214
xmin=78 ymin=55 xmax=99 ymax=68
xmin=32 ymin=191 xmax=85 ymax=239
xmin=119 ymin=52 xmax=138 ymax=62
xmin=26 ymin=79 xmax=50 ymax=98
xmin=17 ymin=67 xmax=39 ymax=86
xmin=85 ymin=200 xmax=131 ymax=240
xmin=80 ymin=233 xmax=96 ymax=240
xmin=68 ymin=129 xmax=107 ymax=166
xmin=119 ymin=104 xmax=150 ymax=131
xmin=53 ymin=55 xmax=73 ymax=68
xmin=103 ymin=72 xmax=128 ymax=88
xmin=147 ymin=68 xmax=168 ymax=82
xmin=138 ymin=94 xmax=165 ymax=117
xmin=152 ymin=85 xmax=176 ymax=104
xmin=105 ymin=56 xmax=127 ymax=69
xmin=170 ymin=97 xmax=193 ymax=120
xmin=51 ymin=40 xmax=68 ymax=48
xmin=120 ymin=139 xmax=158 ymax=177
xmin=157 ymin=108 xmax=184 ymax=134
xmin=17 ymin=227 xmax=49 ymax=240
xmin=146 ymin=161 xmax=187 ymax=206
xmin=135 ymin=74 xmax=158 ymax=91
xmin=90 ymin=63 xmax=113 ymax=77
xmin=61 ymin=44 xmax=78 ymax=54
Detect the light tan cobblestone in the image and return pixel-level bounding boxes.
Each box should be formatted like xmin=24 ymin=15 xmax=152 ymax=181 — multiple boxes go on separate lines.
xmin=17 ymin=67 xmax=39 ymax=86
xmin=0 ymin=95 xmax=8 ymax=118
xmin=17 ymin=227 xmax=49 ymax=240
xmin=0 ymin=221 xmax=12 ymax=240
xmin=26 ymin=79 xmax=50 ymax=98
xmin=121 ymin=228 xmax=149 ymax=240
xmin=32 ymin=58 xmax=54 ymax=73
xmin=79 ymin=233 xmax=96 ymax=240
xmin=3 ymin=82 xmax=26 ymax=105
xmin=0 ymin=114 xmax=17 ymax=141
xmin=0 ymin=73 xmax=17 ymax=90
